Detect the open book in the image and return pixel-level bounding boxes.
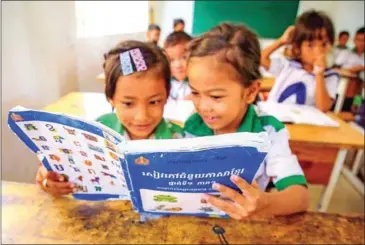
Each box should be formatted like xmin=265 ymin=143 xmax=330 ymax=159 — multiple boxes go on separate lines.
xmin=257 ymin=102 xmax=340 ymax=127
xmin=8 ymin=106 xmax=271 ymax=218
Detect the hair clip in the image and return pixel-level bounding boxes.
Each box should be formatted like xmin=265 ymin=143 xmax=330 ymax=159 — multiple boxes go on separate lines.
xmin=120 ymin=51 xmax=134 ymax=75
xmin=130 ymin=48 xmax=148 ymax=72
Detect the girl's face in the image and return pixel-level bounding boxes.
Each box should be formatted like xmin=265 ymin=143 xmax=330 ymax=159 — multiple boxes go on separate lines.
xmin=109 ymin=68 xmax=167 ymax=140
xmin=187 ymin=56 xmax=259 ymax=135
xmin=297 ymin=28 xmax=330 ymax=67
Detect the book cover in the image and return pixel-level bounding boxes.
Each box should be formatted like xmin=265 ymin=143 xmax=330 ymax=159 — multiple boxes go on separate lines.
xmin=119 ymin=133 xmax=270 ymax=218
xmin=8 ymin=106 xmax=129 ymax=201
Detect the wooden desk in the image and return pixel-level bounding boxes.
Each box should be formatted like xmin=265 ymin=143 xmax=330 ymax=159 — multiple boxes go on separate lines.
xmin=43 ymin=92 xmax=364 ymax=212
xmin=3 ymin=181 xmax=364 ymax=244
xmin=96 ymin=72 xmax=105 ymax=83
xmin=260 ymin=77 xmax=275 ymax=92
xmin=337 ymin=111 xmax=355 ymax=122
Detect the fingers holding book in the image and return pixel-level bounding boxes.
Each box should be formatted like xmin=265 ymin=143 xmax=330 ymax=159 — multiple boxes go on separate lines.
xmin=203 ymin=175 xmax=270 ymax=220
xmin=36 ymin=165 xmax=76 ymax=197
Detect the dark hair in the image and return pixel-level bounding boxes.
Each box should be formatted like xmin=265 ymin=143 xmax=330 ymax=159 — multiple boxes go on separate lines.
xmin=356 ymin=27 xmax=365 ymax=35
xmin=339 ymin=31 xmax=350 ymax=38
xmin=173 ymin=19 xmax=185 ymax=28
xmin=148 ymin=24 xmax=161 ymax=31
xmin=186 ymin=22 xmax=261 ymax=87
xmin=164 ymin=31 xmax=192 ymax=49
xmin=292 ymin=10 xmax=335 ymax=51
xmin=103 ymin=41 xmax=170 ymax=100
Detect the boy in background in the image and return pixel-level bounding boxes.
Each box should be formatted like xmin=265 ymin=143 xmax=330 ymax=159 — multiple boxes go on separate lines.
xmin=147 ymin=24 xmax=161 ymax=48
xmin=164 ymin=31 xmax=192 ymax=100
xmin=173 ymin=19 xmax=185 ymax=32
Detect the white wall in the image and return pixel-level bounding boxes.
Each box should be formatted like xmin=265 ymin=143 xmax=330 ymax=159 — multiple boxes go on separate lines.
xmin=332 ymin=1 xmax=364 ymax=46
xmin=2 ymin=1 xmax=78 ymax=183
xmin=150 ymin=1 xmax=194 ymax=46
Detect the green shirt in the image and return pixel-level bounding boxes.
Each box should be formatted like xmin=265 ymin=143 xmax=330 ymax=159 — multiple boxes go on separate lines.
xmin=184 ymin=105 xmax=307 ymax=191
xmin=96 ymin=113 xmax=184 ymax=140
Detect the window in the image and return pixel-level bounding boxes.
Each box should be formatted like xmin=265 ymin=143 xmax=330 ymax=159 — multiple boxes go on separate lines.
xmin=75 ymin=1 xmax=149 ymax=38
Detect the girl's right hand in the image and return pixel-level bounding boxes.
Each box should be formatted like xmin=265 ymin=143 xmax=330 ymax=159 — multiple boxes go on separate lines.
xmin=36 ymin=165 xmax=76 ymax=197
xmin=280 ymin=26 xmax=295 ymax=45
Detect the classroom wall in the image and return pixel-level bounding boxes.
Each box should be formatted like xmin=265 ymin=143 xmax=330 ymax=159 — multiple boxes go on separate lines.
xmin=2 ymin=1 xmax=79 ymax=183
xmin=2 ymin=1 xmax=148 ymax=183
xmin=149 ymin=1 xmax=194 ymax=47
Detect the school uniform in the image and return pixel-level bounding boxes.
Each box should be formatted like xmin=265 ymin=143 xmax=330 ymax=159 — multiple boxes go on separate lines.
xmin=266 ymin=58 xmax=340 ymax=106
xmin=184 ymin=105 xmax=307 ymax=192
xmin=334 ymin=49 xmax=364 ymax=111
xmin=168 ymin=78 xmax=191 ymax=101
xmin=96 ymin=113 xmax=184 ymax=140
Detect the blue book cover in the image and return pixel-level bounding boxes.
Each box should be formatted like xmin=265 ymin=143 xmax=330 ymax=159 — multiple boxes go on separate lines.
xmin=8 ymin=106 xmax=130 ymax=201
xmin=8 ymin=106 xmax=271 ymax=218
xmin=119 ymin=133 xmax=270 ymax=218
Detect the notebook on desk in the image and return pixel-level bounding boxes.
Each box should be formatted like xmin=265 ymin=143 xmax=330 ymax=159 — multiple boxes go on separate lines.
xmin=257 ymin=102 xmax=340 ymax=127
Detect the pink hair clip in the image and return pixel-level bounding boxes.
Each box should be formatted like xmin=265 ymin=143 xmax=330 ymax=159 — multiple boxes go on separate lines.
xmin=130 ymin=48 xmax=148 ymax=72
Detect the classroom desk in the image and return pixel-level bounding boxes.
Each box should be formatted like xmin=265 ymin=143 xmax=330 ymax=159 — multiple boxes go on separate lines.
xmin=96 ymin=72 xmax=105 ymax=83
xmin=43 ymin=92 xmax=365 ymax=212
xmin=2 ymin=181 xmax=364 ymax=244
xmin=97 ymin=73 xmax=276 ymax=92
xmin=259 ymin=77 xmax=275 ymax=92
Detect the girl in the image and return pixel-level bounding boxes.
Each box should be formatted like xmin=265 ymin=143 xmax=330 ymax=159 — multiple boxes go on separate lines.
xmin=185 ymin=23 xmax=309 ymax=219
xmin=261 ymin=10 xmax=339 ymax=112
xmin=36 ymin=41 xmax=184 ymax=196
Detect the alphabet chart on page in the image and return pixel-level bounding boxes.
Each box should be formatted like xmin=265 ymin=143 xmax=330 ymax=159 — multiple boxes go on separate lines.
xmin=8 ymin=106 xmax=129 ymax=201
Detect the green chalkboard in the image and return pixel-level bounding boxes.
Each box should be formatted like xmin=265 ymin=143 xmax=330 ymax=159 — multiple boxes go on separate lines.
xmin=192 ymin=0 xmax=299 ymax=38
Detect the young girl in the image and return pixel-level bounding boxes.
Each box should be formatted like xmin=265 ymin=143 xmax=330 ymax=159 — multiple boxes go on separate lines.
xmin=261 ymin=10 xmax=339 ymax=112
xmin=36 ymin=41 xmax=184 ymax=196
xmin=185 ymin=23 xmax=309 ymax=219
xmin=164 ymin=31 xmax=193 ymax=100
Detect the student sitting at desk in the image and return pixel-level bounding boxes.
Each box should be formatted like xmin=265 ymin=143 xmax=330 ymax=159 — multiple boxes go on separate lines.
xmin=261 ymin=10 xmax=340 ymax=112
xmin=36 ymin=41 xmax=184 ymax=196
xmin=164 ymin=31 xmax=193 ymax=100
xmin=334 ymin=27 xmax=365 ymax=111
xmin=184 ymin=23 xmax=309 ymax=219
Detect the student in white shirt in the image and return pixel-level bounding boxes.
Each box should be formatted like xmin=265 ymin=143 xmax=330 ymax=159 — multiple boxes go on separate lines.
xmin=261 ymin=10 xmax=340 ymax=112
xmin=164 ymin=31 xmax=193 ymax=100
xmin=334 ymin=27 xmax=365 ymax=111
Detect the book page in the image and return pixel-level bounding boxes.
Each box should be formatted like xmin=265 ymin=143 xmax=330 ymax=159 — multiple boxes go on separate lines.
xmin=8 ymin=107 xmax=129 ymax=200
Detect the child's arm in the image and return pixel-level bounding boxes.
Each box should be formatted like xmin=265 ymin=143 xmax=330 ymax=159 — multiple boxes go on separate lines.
xmin=203 ymin=176 xmax=309 ymax=219
xmin=314 ymin=51 xmax=335 ymax=112
xmin=348 ymin=65 xmax=365 ymax=74
xmin=261 ymin=26 xmax=295 ymax=70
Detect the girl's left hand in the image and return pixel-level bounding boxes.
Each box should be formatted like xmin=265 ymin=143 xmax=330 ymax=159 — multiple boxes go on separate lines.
xmin=203 ymin=175 xmax=271 ymax=220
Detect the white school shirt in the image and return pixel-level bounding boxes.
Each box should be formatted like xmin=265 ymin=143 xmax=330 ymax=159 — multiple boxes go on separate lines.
xmin=168 ymin=78 xmax=191 ymax=101
xmin=335 ymin=49 xmax=364 ymax=81
xmin=266 ymin=58 xmax=340 ymax=106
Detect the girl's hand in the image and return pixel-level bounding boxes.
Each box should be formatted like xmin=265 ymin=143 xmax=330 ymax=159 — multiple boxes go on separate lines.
xmin=313 ymin=49 xmax=327 ymax=75
xmin=203 ymin=175 xmax=271 ymax=220
xmin=36 ymin=165 xmax=76 ymax=197
xmin=279 ymin=26 xmax=295 ymax=45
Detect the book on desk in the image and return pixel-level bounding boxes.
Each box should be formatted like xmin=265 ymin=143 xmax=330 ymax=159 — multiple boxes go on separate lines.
xmin=8 ymin=106 xmax=270 ymax=218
